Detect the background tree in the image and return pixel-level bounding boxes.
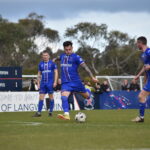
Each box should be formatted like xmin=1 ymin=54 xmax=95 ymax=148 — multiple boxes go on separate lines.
xmin=0 ymin=13 xmax=60 ymax=74
xmin=65 ymin=22 xmax=108 ymax=75
xmin=0 ymin=15 xmax=142 ymax=78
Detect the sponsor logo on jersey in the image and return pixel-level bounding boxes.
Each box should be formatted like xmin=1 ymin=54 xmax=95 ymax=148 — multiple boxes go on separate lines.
xmin=61 ymin=64 xmax=72 ymax=67
xmin=42 ymin=70 xmax=51 ymax=73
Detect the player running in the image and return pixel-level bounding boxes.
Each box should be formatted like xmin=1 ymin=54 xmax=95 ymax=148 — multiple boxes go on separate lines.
xmin=53 ymin=41 xmax=98 ymax=120
xmin=33 ymin=50 xmax=58 ymax=117
xmin=132 ymin=36 xmax=150 ymax=123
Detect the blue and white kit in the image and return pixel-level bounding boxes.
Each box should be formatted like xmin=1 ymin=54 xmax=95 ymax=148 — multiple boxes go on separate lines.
xmin=141 ymin=48 xmax=150 ymax=92
xmin=38 ymin=60 xmax=57 ymax=94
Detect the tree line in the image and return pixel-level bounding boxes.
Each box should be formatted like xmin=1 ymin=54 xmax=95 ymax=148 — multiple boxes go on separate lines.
xmin=0 ymin=12 xmax=142 ymax=78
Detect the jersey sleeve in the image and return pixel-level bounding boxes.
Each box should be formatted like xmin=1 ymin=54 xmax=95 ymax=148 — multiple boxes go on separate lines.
xmin=146 ymin=49 xmax=150 ymax=56
xmin=38 ymin=63 xmax=42 ymax=72
xmin=53 ymin=63 xmax=57 ymax=70
xmin=76 ymin=55 xmax=85 ymax=65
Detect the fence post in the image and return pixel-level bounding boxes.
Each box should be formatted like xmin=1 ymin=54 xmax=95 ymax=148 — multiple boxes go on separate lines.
xmin=139 ymin=76 xmax=143 ymax=90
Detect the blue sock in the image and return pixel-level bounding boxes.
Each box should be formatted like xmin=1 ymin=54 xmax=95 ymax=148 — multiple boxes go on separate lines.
xmin=139 ymin=102 xmax=146 ymax=118
xmin=61 ymin=96 xmax=69 ymax=113
xmin=49 ymin=99 xmax=54 ymax=113
xmin=38 ymin=100 xmax=44 ymax=113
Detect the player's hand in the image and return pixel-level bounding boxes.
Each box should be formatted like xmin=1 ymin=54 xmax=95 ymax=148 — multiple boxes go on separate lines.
xmin=53 ymin=82 xmax=57 ymax=88
xmin=144 ymin=65 xmax=150 ymax=71
xmin=91 ymin=77 xmax=99 ymax=83
xmin=132 ymin=75 xmax=139 ymax=82
xmin=132 ymin=75 xmax=140 ymax=82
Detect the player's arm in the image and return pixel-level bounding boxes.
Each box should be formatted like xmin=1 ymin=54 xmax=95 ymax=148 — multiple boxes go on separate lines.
xmin=144 ymin=64 xmax=150 ymax=71
xmin=134 ymin=66 xmax=145 ymax=81
xmin=37 ymin=71 xmax=41 ymax=89
xmin=53 ymin=69 xmax=58 ymax=88
xmin=80 ymin=63 xmax=98 ymax=83
xmin=143 ymin=72 xmax=147 ymax=84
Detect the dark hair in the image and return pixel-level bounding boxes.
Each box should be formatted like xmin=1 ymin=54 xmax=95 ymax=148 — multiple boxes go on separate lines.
xmin=63 ymin=41 xmax=73 ymax=47
xmin=42 ymin=50 xmax=50 ymax=55
xmin=137 ymin=36 xmax=147 ymax=45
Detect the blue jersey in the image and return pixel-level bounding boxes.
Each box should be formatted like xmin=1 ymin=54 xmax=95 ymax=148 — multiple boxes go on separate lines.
xmin=38 ymin=60 xmax=57 ymax=84
xmin=141 ymin=48 xmax=150 ymax=78
xmin=60 ymin=53 xmax=84 ymax=83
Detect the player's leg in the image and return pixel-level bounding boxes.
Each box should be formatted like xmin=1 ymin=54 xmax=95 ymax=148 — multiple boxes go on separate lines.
xmin=80 ymin=91 xmax=90 ymax=99
xmin=33 ymin=94 xmax=45 ymax=117
xmin=80 ymin=90 xmax=94 ymax=108
xmin=48 ymin=94 xmax=54 ymax=116
xmin=62 ymin=91 xmax=71 ymax=113
xmin=57 ymin=83 xmax=72 ymax=120
xmin=74 ymin=81 xmax=92 ymax=102
xmin=57 ymin=91 xmax=71 ymax=120
xmin=33 ymin=83 xmax=46 ymax=117
xmin=132 ymin=90 xmax=150 ymax=122
xmin=46 ymin=84 xmax=55 ymax=116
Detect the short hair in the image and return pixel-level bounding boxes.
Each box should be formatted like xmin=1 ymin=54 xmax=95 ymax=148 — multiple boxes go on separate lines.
xmin=137 ymin=36 xmax=147 ymax=45
xmin=42 ymin=50 xmax=49 ymax=55
xmin=63 ymin=41 xmax=73 ymax=47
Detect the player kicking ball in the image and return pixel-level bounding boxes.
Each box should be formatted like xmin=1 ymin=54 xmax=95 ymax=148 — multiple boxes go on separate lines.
xmin=132 ymin=36 xmax=150 ymax=123
xmin=33 ymin=50 xmax=58 ymax=117
xmin=53 ymin=41 xmax=98 ymax=120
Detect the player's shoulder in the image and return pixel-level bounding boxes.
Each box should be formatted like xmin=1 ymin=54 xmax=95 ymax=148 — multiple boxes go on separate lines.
xmin=49 ymin=60 xmax=57 ymax=66
xmin=39 ymin=61 xmax=44 ymax=65
xmin=59 ymin=53 xmax=66 ymax=59
xmin=48 ymin=60 xmax=53 ymax=64
xmin=72 ymin=53 xmax=81 ymax=58
xmin=146 ymin=48 xmax=150 ymax=55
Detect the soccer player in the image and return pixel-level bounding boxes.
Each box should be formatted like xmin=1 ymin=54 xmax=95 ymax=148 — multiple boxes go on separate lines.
xmin=53 ymin=41 xmax=98 ymax=120
xmin=132 ymin=36 xmax=150 ymax=123
xmin=33 ymin=50 xmax=58 ymax=117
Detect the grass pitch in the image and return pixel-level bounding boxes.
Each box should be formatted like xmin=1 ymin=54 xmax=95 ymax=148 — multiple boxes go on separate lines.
xmin=0 ymin=109 xmax=150 ymax=150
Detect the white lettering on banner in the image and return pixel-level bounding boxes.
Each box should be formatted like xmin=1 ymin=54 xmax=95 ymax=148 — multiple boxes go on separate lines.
xmin=0 ymin=92 xmax=63 ymax=112
xmin=0 ymin=71 xmax=9 ymax=75
xmin=0 ymin=83 xmax=5 ymax=87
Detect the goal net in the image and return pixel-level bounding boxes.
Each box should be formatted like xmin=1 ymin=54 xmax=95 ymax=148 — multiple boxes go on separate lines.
xmin=22 ymin=75 xmax=144 ymax=91
xmin=96 ymin=76 xmax=144 ymax=91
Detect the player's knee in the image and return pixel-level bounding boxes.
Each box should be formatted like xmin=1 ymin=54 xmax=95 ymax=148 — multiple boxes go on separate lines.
xmin=138 ymin=93 xmax=146 ymax=103
xmin=49 ymin=94 xmax=53 ymax=100
xmin=61 ymin=91 xmax=70 ymax=97
xmin=39 ymin=94 xmax=45 ymax=100
xmin=85 ymin=92 xmax=90 ymax=99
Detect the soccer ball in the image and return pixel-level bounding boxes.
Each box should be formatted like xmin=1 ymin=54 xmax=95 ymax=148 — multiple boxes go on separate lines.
xmin=75 ymin=112 xmax=86 ymax=123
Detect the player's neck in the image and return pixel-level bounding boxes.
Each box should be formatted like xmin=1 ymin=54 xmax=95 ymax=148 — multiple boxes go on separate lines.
xmin=43 ymin=60 xmax=49 ymax=62
xmin=65 ymin=52 xmax=74 ymax=56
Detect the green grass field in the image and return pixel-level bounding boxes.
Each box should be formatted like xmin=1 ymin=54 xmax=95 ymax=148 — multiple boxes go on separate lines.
xmin=0 ymin=109 xmax=150 ymax=150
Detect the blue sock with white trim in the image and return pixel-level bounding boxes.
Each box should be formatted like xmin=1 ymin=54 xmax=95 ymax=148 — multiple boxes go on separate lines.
xmin=139 ymin=102 xmax=146 ymax=118
xmin=61 ymin=96 xmax=69 ymax=113
xmin=38 ymin=100 xmax=44 ymax=113
xmin=49 ymin=99 xmax=54 ymax=113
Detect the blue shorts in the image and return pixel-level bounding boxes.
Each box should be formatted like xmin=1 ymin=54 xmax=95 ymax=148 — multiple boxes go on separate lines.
xmin=143 ymin=79 xmax=150 ymax=92
xmin=61 ymin=81 xmax=86 ymax=93
xmin=39 ymin=83 xmax=53 ymax=94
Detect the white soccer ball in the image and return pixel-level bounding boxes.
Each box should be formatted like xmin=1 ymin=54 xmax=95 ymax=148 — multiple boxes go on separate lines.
xmin=75 ymin=112 xmax=86 ymax=123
